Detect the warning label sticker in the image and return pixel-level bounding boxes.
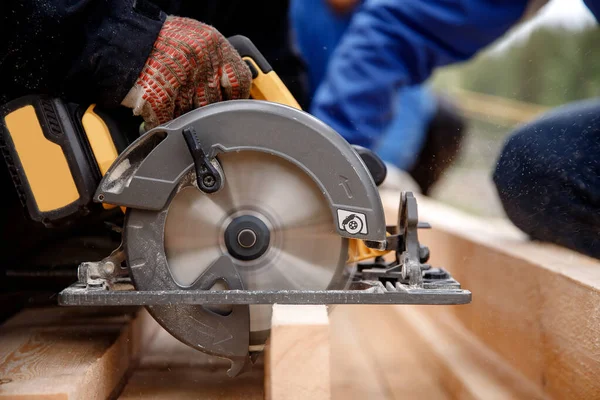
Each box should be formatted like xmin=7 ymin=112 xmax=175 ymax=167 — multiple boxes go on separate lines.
xmin=337 ymin=209 xmax=368 ymax=235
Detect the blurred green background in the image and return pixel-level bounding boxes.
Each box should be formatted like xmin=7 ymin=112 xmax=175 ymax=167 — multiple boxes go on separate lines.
xmin=424 ymin=7 xmax=599 ymax=218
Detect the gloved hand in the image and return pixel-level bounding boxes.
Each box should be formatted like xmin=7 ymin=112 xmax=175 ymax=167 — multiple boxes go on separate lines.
xmin=122 ymin=16 xmax=252 ymax=129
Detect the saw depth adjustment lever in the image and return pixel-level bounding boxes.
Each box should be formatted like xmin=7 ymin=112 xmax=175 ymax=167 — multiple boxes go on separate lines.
xmin=182 ymin=127 xmax=224 ymax=193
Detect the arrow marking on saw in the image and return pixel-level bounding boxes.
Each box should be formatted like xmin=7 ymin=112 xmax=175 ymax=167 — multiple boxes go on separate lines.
xmin=338 ymin=175 xmax=353 ymax=198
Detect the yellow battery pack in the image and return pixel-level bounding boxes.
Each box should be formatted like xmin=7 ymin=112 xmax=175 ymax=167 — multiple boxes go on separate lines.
xmin=0 ymin=96 xmax=115 ymax=226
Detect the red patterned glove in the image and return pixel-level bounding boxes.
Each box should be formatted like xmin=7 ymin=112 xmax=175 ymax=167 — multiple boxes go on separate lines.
xmin=122 ymin=16 xmax=252 ymax=129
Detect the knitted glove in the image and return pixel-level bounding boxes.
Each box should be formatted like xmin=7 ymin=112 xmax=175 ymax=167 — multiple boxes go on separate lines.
xmin=122 ymin=16 xmax=252 ymax=129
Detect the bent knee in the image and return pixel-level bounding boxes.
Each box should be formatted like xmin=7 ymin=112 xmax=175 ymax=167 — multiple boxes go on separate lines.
xmin=492 ymin=126 xmax=539 ymax=205
xmin=493 ymin=126 xmax=600 ymax=259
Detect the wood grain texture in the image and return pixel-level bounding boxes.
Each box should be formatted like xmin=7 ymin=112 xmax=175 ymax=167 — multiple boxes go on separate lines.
xmin=123 ymin=305 xmax=403 ymax=400
xmin=120 ymin=326 xmax=264 ymax=399
xmin=121 ymin=368 xmax=263 ymax=400
xmin=265 ymin=304 xmax=330 ymax=400
xmin=379 ymin=191 xmax=600 ymax=399
xmin=329 ymin=306 xmax=393 ymax=400
xmin=394 ymin=306 xmax=548 ymax=400
xmin=0 ymin=306 xmax=157 ymax=400
xmin=337 ymin=305 xmax=449 ymax=400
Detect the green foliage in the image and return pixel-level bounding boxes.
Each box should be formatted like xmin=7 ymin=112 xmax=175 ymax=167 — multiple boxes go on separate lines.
xmin=432 ymin=25 xmax=600 ymax=107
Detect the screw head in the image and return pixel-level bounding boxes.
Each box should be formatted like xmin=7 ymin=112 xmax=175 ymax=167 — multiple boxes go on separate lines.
xmin=103 ymin=261 xmax=115 ymax=275
xmin=203 ymin=175 xmax=216 ymax=187
xmin=419 ymin=245 xmax=430 ymax=263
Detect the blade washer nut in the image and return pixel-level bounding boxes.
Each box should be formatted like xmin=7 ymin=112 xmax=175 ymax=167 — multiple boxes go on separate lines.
xmin=224 ymin=215 xmax=270 ymax=261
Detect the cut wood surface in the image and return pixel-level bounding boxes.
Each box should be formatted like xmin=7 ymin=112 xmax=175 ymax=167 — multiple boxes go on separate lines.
xmin=0 ymin=306 xmax=158 ymax=400
xmin=265 ymin=305 xmax=330 ymax=400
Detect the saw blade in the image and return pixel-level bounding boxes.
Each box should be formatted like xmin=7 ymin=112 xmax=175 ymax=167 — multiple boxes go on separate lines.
xmin=164 ymin=151 xmax=349 ymax=339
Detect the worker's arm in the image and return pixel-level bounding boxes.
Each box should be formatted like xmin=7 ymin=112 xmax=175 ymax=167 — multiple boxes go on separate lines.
xmin=1 ymin=0 xmax=166 ymax=107
xmin=1 ymin=0 xmax=251 ymax=127
xmin=310 ymin=0 xmax=530 ymax=147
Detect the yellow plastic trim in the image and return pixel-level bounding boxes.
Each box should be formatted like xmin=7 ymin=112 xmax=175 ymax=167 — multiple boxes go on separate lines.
xmin=347 ymin=237 xmax=390 ymax=264
xmin=5 ymin=106 xmax=79 ymax=212
xmin=81 ymin=104 xmax=120 ymax=210
xmin=82 ymin=105 xmax=119 ymax=175
xmin=244 ymin=57 xmax=302 ymax=110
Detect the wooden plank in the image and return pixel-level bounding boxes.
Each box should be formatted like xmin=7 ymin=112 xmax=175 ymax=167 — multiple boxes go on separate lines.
xmin=265 ymin=304 xmax=330 ymax=400
xmin=392 ymin=306 xmax=548 ymax=400
xmin=124 ymin=306 xmax=393 ymax=400
xmin=121 ymin=368 xmax=263 ymax=400
xmin=120 ymin=323 xmax=264 ymax=399
xmin=341 ymin=305 xmax=449 ymax=400
xmin=0 ymin=306 xmax=157 ymax=400
xmin=379 ymin=191 xmax=600 ymax=399
xmin=329 ymin=306 xmax=393 ymax=400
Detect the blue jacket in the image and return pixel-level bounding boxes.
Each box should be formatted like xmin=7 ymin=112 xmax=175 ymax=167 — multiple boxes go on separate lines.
xmin=310 ymin=0 xmax=600 ymax=148
xmin=290 ymin=0 xmax=356 ymax=97
xmin=290 ymin=0 xmax=438 ymax=171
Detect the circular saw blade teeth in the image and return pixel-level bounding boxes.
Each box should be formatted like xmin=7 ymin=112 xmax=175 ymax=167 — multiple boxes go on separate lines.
xmin=164 ymin=151 xmax=349 ymax=335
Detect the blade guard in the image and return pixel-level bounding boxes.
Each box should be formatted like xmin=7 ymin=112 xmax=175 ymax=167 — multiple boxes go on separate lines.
xmin=95 ymin=100 xmax=387 ymax=244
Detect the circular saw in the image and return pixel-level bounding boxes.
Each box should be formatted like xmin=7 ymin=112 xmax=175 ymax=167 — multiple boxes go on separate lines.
xmin=106 ymin=96 xmax=389 ymax=375
xmin=0 ymin=35 xmax=470 ymax=377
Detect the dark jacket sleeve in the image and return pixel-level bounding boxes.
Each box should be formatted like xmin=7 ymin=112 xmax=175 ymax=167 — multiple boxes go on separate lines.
xmin=1 ymin=0 xmax=166 ymax=107
xmin=178 ymin=0 xmax=310 ymax=108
